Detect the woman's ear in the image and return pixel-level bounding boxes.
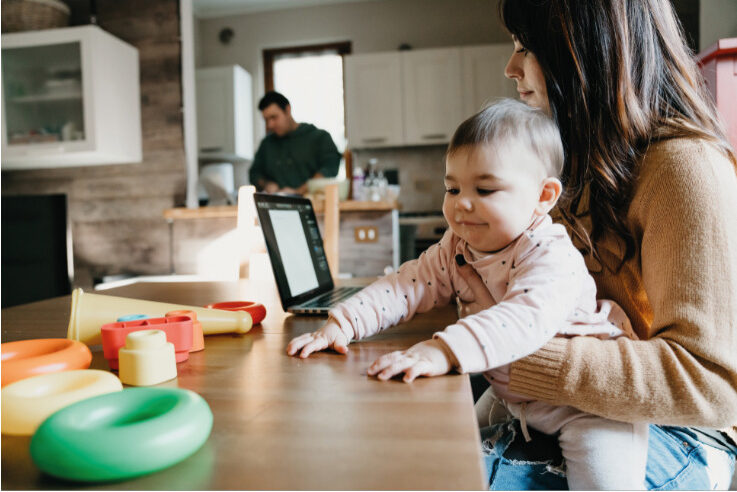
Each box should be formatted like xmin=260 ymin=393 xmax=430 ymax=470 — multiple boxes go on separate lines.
xmin=535 ymin=177 xmax=562 ymax=215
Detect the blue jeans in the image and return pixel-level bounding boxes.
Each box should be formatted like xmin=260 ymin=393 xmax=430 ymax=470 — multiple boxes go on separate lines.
xmin=482 ymin=420 xmax=736 ymax=490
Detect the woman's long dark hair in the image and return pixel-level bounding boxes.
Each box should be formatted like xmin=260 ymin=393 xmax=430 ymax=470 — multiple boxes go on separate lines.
xmin=500 ymin=0 xmax=736 ymax=270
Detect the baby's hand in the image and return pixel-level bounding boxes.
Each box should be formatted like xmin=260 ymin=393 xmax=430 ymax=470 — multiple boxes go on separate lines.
xmin=286 ymin=319 xmax=351 ymax=358
xmin=367 ymin=339 xmax=457 ymax=383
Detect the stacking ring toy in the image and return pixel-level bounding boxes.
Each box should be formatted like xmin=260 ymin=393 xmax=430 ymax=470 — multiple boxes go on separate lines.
xmin=205 ymin=301 xmax=266 ymax=325
xmin=117 ymin=314 xmax=149 ymax=322
xmin=30 ymin=387 xmax=213 ymax=482
xmin=1 ymin=370 xmax=123 ymax=436
xmin=1 ymin=339 xmax=92 ymax=387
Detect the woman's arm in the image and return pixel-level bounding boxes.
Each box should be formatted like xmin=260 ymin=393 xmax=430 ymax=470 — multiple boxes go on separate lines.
xmin=508 ymin=139 xmax=737 ymax=428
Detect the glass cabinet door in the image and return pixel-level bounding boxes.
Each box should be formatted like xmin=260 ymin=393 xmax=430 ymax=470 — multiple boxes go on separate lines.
xmin=2 ymin=42 xmax=86 ymax=147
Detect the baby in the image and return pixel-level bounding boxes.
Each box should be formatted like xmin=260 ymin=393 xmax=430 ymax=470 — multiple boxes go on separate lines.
xmin=287 ymin=99 xmax=647 ymax=490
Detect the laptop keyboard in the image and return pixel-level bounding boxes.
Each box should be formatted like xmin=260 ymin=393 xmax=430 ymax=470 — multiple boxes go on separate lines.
xmin=300 ymin=287 xmax=363 ymax=309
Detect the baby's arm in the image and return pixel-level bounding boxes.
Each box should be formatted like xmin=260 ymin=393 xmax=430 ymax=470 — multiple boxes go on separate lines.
xmin=287 ymin=231 xmax=458 ymax=358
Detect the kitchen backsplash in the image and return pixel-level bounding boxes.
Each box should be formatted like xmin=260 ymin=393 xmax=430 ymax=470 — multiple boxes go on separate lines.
xmin=353 ymin=145 xmax=446 ymax=212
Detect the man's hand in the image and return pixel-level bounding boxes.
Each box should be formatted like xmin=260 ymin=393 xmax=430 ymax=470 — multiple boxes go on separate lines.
xmin=263 ymin=181 xmax=280 ymax=193
xmin=367 ymin=339 xmax=457 ymax=383
xmin=286 ymin=319 xmax=351 ymax=358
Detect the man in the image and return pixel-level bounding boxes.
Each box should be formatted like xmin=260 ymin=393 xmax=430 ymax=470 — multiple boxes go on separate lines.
xmin=249 ymin=91 xmax=341 ymax=194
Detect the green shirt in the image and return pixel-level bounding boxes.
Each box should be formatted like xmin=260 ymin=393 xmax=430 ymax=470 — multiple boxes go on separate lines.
xmin=248 ymin=123 xmax=341 ymax=189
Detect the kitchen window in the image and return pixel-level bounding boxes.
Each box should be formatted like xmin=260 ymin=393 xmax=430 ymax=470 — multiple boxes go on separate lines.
xmin=263 ymin=42 xmax=351 ymax=152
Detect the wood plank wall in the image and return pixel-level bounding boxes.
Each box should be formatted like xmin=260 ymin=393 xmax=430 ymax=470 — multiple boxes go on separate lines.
xmin=1 ymin=0 xmax=186 ymax=287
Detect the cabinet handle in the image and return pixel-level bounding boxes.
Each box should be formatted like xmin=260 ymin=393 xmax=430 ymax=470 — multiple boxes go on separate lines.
xmin=421 ymin=134 xmax=447 ymax=140
xmin=200 ymin=146 xmax=222 ymax=152
xmin=361 ymin=137 xmax=387 ymax=144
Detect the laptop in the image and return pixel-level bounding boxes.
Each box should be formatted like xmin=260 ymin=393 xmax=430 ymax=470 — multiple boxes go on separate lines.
xmin=254 ymin=192 xmax=363 ymax=314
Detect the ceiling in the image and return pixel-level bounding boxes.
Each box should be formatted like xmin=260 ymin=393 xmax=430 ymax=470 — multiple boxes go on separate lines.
xmin=192 ymin=0 xmax=380 ymax=19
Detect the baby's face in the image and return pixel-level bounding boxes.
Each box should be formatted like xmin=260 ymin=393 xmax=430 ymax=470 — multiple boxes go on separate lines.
xmin=442 ymin=143 xmax=547 ymax=252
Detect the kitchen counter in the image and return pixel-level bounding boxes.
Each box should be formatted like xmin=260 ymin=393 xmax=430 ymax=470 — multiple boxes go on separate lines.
xmin=162 ymin=199 xmax=399 ymax=220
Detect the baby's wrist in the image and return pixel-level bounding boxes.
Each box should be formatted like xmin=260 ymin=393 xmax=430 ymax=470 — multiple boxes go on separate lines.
xmin=433 ymin=338 xmax=460 ymax=370
xmin=327 ymin=314 xmax=354 ymax=342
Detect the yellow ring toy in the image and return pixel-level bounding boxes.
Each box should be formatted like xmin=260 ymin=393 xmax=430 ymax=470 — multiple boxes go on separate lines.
xmin=1 ymin=370 xmax=123 ymax=436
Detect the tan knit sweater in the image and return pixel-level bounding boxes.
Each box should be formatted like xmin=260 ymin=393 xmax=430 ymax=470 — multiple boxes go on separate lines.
xmin=508 ymin=137 xmax=737 ymax=442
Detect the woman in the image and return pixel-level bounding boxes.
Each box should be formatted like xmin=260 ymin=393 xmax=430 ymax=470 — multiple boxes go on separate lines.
xmin=472 ymin=0 xmax=737 ymax=488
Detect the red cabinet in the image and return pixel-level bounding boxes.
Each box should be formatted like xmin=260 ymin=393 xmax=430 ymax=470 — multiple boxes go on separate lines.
xmin=698 ymin=38 xmax=737 ymax=151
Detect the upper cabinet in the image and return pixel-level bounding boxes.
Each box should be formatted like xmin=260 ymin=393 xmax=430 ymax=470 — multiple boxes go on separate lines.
xmin=196 ymin=65 xmax=253 ymax=161
xmin=401 ymin=48 xmax=463 ymax=145
xmin=1 ymin=25 xmax=141 ymax=170
xmin=462 ymin=44 xmax=518 ymax=116
xmin=344 ymin=52 xmax=404 ymax=148
xmin=344 ymin=43 xmax=515 ymax=149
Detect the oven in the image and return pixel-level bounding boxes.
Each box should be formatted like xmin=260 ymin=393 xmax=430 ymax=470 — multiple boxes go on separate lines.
xmin=398 ymin=212 xmax=448 ymax=264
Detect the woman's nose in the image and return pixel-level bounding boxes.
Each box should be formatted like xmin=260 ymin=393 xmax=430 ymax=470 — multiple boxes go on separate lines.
xmin=504 ymin=54 xmax=521 ymax=80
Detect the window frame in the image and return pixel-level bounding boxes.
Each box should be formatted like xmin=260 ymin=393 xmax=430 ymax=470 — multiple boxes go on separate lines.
xmin=262 ymin=41 xmax=352 ymax=92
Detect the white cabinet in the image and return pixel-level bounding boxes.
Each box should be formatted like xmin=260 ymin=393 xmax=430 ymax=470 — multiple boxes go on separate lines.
xmin=1 ymin=25 xmax=141 ymax=170
xmin=344 ymin=53 xmax=404 ymax=148
xmin=462 ymin=44 xmax=517 ymax=116
xmin=344 ymin=43 xmax=516 ymax=149
xmin=196 ymin=65 xmax=253 ymax=161
xmin=402 ymin=48 xmax=463 ymax=145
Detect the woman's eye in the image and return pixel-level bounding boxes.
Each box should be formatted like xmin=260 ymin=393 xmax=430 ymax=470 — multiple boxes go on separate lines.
xmin=445 ymin=188 xmax=459 ymax=195
xmin=477 ymin=189 xmax=496 ymax=196
xmin=515 ymin=47 xmax=528 ymax=56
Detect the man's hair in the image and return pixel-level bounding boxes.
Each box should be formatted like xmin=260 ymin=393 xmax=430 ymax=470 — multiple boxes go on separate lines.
xmin=448 ymin=98 xmax=564 ymax=177
xmin=258 ymin=91 xmax=290 ymax=111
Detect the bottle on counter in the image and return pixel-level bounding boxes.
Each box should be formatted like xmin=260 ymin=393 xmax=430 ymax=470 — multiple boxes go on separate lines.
xmin=352 ymin=165 xmax=365 ymax=201
xmin=364 ymin=158 xmax=386 ymax=202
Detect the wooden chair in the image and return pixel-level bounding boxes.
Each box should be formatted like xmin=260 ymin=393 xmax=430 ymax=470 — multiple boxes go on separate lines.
xmin=323 ymin=183 xmax=340 ymax=279
xmin=236 ymin=185 xmax=264 ymax=279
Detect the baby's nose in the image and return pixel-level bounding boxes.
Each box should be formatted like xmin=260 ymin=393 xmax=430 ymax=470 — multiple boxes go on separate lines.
xmin=456 ymin=197 xmax=473 ymax=210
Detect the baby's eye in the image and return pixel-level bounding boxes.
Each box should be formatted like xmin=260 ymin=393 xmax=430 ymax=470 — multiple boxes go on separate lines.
xmin=445 ymin=188 xmax=459 ymax=195
xmin=477 ymin=188 xmax=496 ymax=196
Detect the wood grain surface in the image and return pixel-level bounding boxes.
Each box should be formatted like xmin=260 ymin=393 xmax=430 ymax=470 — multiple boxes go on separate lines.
xmin=1 ymin=279 xmax=486 ymax=490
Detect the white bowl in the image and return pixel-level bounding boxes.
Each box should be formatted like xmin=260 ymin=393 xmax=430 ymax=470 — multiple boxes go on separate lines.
xmin=306 ymin=178 xmax=349 ymax=201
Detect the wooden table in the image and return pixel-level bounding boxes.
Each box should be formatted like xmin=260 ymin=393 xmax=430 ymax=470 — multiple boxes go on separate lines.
xmin=1 ymin=279 xmax=486 ymax=490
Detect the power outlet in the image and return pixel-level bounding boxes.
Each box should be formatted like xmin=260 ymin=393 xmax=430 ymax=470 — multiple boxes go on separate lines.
xmin=354 ymin=226 xmax=378 ymax=243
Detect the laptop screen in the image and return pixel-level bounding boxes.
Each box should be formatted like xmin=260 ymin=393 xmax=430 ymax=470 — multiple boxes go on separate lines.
xmin=254 ymin=193 xmax=334 ymax=308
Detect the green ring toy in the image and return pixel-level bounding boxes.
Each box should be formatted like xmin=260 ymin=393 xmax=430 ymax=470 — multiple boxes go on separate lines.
xmin=30 ymin=387 xmax=213 ymax=482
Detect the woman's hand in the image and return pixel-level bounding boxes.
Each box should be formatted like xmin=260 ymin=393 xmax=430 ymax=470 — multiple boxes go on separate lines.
xmin=286 ymin=320 xmax=351 ymax=358
xmin=367 ymin=339 xmax=458 ymax=382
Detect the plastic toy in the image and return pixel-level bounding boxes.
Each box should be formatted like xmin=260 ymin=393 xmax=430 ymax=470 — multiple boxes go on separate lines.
xmin=118 ymin=330 xmax=177 ymax=386
xmin=205 ymin=301 xmax=267 ymax=325
xmin=30 ymin=387 xmax=213 ymax=482
xmin=101 ymin=316 xmax=193 ymax=370
xmin=116 ymin=314 xmax=148 ymax=322
xmin=67 ymin=288 xmax=253 ymax=346
xmin=1 ymin=370 xmax=123 ymax=436
xmin=166 ymin=310 xmax=205 ymax=352
xmin=1 ymin=339 xmax=92 ymax=387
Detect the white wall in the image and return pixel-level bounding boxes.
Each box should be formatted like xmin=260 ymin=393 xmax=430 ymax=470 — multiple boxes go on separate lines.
xmin=700 ymin=0 xmax=737 ymax=51
xmin=196 ymin=0 xmax=508 ymax=144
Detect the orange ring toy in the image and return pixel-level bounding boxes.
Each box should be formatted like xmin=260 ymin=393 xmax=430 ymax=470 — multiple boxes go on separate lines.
xmin=205 ymin=301 xmax=266 ymax=325
xmin=1 ymin=339 xmax=92 ymax=387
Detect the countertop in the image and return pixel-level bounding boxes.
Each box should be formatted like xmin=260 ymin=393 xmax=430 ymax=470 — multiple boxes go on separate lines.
xmin=163 ymin=199 xmax=399 ymax=220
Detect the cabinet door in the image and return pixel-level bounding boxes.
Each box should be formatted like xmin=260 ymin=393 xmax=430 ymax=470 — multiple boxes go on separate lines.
xmin=344 ymin=52 xmax=403 ymax=148
xmin=196 ymin=68 xmax=234 ymax=155
xmin=401 ymin=48 xmax=463 ymax=145
xmin=462 ymin=44 xmax=517 ymax=117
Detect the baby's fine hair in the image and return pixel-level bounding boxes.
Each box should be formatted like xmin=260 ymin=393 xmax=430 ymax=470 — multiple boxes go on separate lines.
xmin=447 ymin=98 xmax=564 ymax=177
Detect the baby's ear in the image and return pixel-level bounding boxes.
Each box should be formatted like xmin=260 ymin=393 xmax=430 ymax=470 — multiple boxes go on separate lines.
xmin=535 ymin=177 xmax=562 ymax=216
